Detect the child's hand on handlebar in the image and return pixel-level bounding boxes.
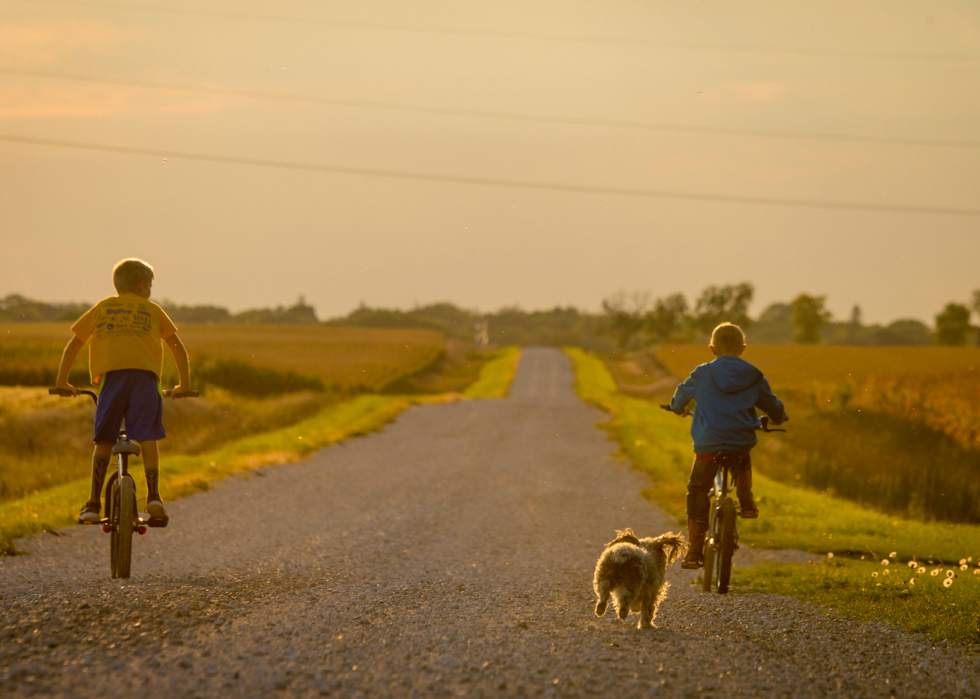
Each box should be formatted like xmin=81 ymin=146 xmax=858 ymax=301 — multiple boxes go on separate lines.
xmin=167 ymin=385 xmax=194 ymax=398
xmin=53 ymin=382 xmax=77 ymax=396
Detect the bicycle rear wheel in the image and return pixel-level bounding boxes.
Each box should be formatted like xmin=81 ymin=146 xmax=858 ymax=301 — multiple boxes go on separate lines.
xmin=113 ymin=474 xmax=135 ymax=579
xmin=718 ymin=498 xmax=737 ymax=593
xmin=702 ymin=506 xmax=717 ymax=592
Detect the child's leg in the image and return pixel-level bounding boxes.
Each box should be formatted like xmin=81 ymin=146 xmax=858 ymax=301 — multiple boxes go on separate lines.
xmin=682 ymin=459 xmax=716 ymax=568
xmin=137 ymin=440 xmax=168 ymax=521
xmin=80 ymin=442 xmax=113 ymax=521
xmin=733 ymin=460 xmax=757 ymax=517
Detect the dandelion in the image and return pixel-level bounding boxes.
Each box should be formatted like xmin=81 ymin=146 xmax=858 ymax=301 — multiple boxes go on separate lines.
xmin=827 ymin=552 xmax=834 ymax=559
xmin=872 ymin=572 xmax=878 ymax=578
xmin=943 ymin=578 xmax=953 ymax=588
xmin=884 ymin=569 xmax=890 ymax=576
xmin=973 ymin=569 xmax=979 ymax=576
xmin=909 ymin=578 xmax=916 ymax=586
xmin=959 ymin=559 xmax=967 ymax=566
xmin=931 ymin=569 xmax=940 ymax=576
xmin=907 ymin=561 xmax=917 ymax=568
xmin=889 ymin=552 xmax=897 ymax=559
xmin=946 ymin=570 xmax=955 ymax=578
xmin=961 ymin=564 xmax=968 ymax=571
xmin=918 ymin=567 xmax=926 ymax=575
xmin=881 ymin=559 xmax=890 ymax=566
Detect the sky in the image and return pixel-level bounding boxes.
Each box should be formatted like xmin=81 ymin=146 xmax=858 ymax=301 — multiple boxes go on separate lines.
xmin=1 ymin=0 xmax=978 ymax=324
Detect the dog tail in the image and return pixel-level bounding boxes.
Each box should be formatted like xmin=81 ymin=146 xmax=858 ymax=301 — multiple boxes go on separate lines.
xmin=650 ymin=532 xmax=687 ymax=566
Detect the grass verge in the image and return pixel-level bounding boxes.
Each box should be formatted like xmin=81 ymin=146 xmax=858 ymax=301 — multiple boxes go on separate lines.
xmin=0 ymin=347 xmax=521 ymax=555
xmin=732 ymin=558 xmax=980 ymax=646
xmin=464 ymin=346 xmax=521 ymax=398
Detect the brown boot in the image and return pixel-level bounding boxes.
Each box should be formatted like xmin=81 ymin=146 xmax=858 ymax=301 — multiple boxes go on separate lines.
xmin=681 ymin=518 xmax=707 ymax=569
xmin=734 ymin=470 xmax=758 ymax=518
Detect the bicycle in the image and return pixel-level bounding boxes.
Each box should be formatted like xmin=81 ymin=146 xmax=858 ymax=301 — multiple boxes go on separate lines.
xmin=50 ymin=387 xmax=197 ymax=579
xmin=659 ymin=405 xmax=785 ymax=593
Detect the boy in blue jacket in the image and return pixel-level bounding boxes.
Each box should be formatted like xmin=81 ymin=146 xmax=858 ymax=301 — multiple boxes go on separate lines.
xmin=668 ymin=322 xmax=788 ymax=569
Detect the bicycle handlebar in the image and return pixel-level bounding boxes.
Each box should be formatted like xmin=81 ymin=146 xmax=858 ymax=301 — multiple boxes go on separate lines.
xmin=49 ymin=387 xmax=98 ymax=405
xmin=660 ymin=403 xmax=786 ymax=432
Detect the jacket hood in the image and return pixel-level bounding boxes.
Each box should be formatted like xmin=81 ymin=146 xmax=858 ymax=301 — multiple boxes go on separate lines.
xmin=708 ymin=356 xmax=763 ymax=394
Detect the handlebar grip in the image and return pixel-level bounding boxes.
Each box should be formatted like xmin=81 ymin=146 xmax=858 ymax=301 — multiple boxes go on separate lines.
xmin=659 ymin=404 xmax=672 ymax=411
xmin=49 ymin=388 xmax=75 ymax=396
xmin=163 ymin=389 xmax=199 ymax=398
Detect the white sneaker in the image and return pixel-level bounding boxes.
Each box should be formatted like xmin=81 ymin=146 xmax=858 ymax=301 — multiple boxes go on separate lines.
xmin=78 ymin=501 xmax=101 ymax=524
xmin=146 ymin=499 xmax=169 ymax=526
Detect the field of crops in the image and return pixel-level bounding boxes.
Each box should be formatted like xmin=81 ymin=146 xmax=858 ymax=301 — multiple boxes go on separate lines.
xmin=654 ymin=344 xmax=980 ymax=523
xmin=657 ymin=344 xmax=980 ymax=450
xmin=0 ymin=322 xmax=447 ymax=507
xmin=1 ymin=323 xmax=445 ymax=393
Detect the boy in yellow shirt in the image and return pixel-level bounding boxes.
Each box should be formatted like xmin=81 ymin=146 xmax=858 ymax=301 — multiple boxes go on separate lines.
xmin=54 ymin=258 xmax=192 ymax=525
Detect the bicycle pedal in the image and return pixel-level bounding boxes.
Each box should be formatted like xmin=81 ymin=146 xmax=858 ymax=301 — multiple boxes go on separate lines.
xmin=146 ymin=517 xmax=169 ymax=528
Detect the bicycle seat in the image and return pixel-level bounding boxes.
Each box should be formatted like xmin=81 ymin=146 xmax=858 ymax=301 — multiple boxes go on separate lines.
xmin=712 ymin=451 xmax=748 ymax=472
xmin=112 ymin=440 xmax=141 ymax=456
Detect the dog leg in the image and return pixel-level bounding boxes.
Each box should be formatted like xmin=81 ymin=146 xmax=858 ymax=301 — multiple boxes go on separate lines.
xmin=594 ymin=580 xmax=610 ymax=617
xmin=617 ymin=592 xmax=631 ymax=620
xmin=639 ymin=595 xmax=654 ymax=630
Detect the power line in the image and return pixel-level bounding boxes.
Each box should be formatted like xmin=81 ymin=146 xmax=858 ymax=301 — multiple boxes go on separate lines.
xmin=15 ymin=0 xmax=980 ymax=64
xmin=4 ymin=67 xmax=977 ymax=151
xmin=2 ymin=133 xmax=978 ymax=216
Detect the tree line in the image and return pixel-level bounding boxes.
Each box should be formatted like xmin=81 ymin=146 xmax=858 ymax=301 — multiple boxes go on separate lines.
xmin=3 ymin=288 xmax=978 ymax=349
xmin=599 ymin=284 xmax=980 ymax=349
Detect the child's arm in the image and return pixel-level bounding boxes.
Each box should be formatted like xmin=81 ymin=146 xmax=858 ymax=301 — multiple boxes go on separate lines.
xmin=54 ymin=336 xmax=86 ymax=393
xmin=756 ymin=378 xmax=788 ymax=424
xmin=164 ymin=333 xmax=192 ymax=395
xmin=669 ymin=371 xmax=698 ymax=416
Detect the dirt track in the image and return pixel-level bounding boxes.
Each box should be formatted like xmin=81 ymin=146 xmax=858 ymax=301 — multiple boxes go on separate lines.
xmin=2 ymin=347 xmax=979 ymax=698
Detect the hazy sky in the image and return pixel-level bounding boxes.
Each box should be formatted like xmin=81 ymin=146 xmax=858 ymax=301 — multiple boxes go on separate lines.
xmin=1 ymin=0 xmax=978 ymax=324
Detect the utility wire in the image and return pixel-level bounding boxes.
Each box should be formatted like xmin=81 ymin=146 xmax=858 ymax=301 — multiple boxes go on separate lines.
xmin=2 ymin=133 xmax=978 ymax=216
xmin=4 ymin=67 xmax=978 ymax=150
xmin=14 ymin=0 xmax=980 ymax=64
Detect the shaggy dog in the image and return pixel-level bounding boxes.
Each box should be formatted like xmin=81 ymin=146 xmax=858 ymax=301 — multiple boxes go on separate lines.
xmin=593 ymin=529 xmax=686 ymax=630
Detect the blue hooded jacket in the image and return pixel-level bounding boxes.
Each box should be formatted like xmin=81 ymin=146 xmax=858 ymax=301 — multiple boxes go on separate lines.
xmin=669 ymin=356 xmax=787 ymax=454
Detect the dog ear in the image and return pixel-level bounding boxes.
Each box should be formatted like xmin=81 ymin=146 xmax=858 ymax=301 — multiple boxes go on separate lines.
xmin=605 ymin=528 xmax=641 ymax=547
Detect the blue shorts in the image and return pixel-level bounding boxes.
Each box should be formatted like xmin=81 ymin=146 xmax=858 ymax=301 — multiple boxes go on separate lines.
xmin=93 ymin=370 xmax=166 ymax=443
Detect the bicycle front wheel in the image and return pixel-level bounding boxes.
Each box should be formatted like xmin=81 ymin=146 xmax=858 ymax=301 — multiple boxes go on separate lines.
xmin=702 ymin=506 xmax=717 ymax=592
xmin=113 ymin=474 xmax=135 ymax=579
xmin=717 ymin=498 xmax=737 ymax=593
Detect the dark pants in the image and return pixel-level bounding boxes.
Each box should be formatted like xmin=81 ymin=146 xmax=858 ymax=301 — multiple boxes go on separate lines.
xmin=686 ymin=454 xmax=752 ymax=524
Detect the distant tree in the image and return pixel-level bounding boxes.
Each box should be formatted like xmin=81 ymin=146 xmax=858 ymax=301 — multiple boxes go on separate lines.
xmin=972 ymin=289 xmax=980 ymax=319
xmin=750 ymin=302 xmax=794 ymax=344
xmin=849 ymin=305 xmax=862 ymax=327
xmin=601 ymin=291 xmax=649 ymax=349
xmin=882 ymin=319 xmax=932 ymax=346
xmin=644 ymin=293 xmax=688 ymax=343
xmin=160 ymin=300 xmax=231 ymax=323
xmin=693 ymin=283 xmax=754 ymax=334
xmin=935 ymin=303 xmax=972 ymax=345
xmin=792 ymin=294 xmax=831 ymax=343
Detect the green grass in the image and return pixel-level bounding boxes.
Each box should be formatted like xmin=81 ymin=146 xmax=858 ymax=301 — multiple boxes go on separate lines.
xmin=732 ymin=557 xmax=980 ymax=646
xmin=0 ymin=347 xmax=521 ymax=555
xmin=464 ymin=346 xmax=521 ymax=398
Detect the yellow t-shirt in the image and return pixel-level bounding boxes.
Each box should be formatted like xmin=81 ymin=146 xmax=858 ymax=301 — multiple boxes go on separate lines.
xmin=71 ymin=294 xmax=178 ymax=385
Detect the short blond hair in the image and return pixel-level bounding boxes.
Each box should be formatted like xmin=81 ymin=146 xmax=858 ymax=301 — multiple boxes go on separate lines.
xmin=710 ymin=322 xmax=746 ymax=356
xmin=112 ymin=258 xmax=154 ymax=294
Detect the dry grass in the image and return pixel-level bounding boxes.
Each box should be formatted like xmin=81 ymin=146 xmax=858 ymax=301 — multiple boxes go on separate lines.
xmin=0 ymin=323 xmax=445 ymax=392
xmin=655 ymin=344 xmax=980 ymax=523
xmin=171 ymin=324 xmax=445 ymax=392
xmin=657 ymin=344 xmax=980 ymax=449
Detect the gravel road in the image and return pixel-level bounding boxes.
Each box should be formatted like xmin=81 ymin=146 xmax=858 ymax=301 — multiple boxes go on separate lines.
xmin=2 ymin=347 xmax=979 ymax=698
